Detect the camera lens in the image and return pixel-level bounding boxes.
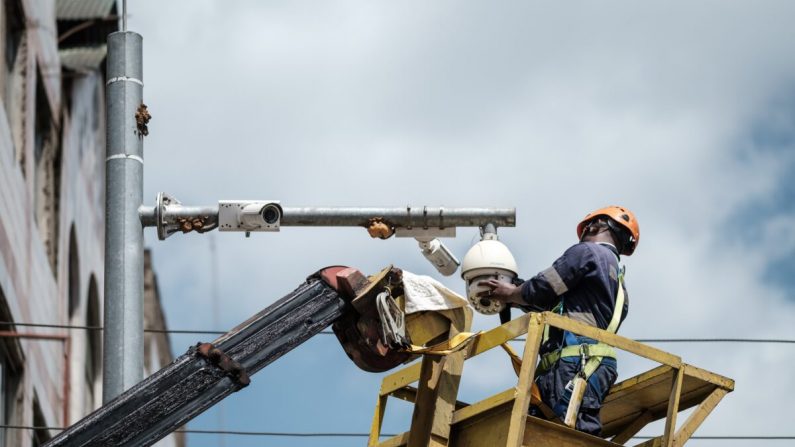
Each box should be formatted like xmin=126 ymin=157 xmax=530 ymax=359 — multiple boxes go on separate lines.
xmin=261 ymin=204 xmax=280 ymax=224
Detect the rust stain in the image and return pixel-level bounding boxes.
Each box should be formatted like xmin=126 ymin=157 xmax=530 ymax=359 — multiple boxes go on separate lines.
xmin=196 ymin=342 xmax=250 ymax=387
xmin=366 ymin=217 xmax=394 ymax=239
xmin=177 ymin=217 xmax=208 ymax=234
xmin=135 ymin=104 xmax=151 ymax=137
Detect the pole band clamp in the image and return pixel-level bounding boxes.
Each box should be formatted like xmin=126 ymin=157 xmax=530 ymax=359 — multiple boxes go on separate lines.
xmin=106 ymin=154 xmax=144 ymax=164
xmin=106 ymin=76 xmax=144 ymax=86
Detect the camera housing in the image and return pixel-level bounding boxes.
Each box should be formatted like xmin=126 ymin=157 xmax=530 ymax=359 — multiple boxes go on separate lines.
xmin=218 ymin=200 xmax=282 ymax=232
xmin=460 ymin=233 xmax=518 ymax=315
xmin=416 ymin=238 xmax=460 ymax=276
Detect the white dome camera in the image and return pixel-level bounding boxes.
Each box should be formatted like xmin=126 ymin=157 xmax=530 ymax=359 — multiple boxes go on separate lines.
xmin=461 ymin=227 xmax=518 ymax=315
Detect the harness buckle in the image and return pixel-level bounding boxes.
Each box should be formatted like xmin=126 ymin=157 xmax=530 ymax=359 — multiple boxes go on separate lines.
xmin=579 ymin=343 xmax=590 ymax=360
xmin=578 ymin=344 xmax=590 ymax=379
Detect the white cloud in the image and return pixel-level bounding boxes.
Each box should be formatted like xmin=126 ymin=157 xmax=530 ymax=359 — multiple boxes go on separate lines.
xmin=128 ymin=2 xmax=795 ymax=445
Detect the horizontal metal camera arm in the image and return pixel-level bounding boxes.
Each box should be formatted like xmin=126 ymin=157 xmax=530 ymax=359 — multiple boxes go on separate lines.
xmin=139 ymin=192 xmax=516 ymax=240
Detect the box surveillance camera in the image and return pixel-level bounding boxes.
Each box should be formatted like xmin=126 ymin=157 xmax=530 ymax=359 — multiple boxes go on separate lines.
xmin=218 ymin=200 xmax=282 ymax=232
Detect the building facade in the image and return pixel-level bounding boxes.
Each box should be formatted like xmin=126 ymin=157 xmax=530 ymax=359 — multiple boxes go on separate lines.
xmin=0 ymin=1 xmax=183 ymax=445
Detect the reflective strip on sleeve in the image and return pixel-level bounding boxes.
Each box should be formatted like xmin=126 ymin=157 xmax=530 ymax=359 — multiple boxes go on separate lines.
xmin=542 ymin=266 xmax=569 ymax=296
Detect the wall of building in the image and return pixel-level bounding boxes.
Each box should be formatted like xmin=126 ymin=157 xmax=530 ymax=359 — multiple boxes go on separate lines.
xmin=0 ymin=2 xmax=182 ymax=445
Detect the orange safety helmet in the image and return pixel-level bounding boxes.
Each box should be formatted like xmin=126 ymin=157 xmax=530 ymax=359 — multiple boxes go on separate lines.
xmin=576 ymin=206 xmax=640 ymax=256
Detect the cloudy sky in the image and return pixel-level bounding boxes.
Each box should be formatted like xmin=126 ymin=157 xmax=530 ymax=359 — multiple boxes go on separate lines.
xmin=128 ymin=1 xmax=794 ymax=446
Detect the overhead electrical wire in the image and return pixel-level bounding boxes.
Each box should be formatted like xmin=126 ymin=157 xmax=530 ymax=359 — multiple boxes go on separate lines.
xmin=0 ymin=324 xmax=788 ymax=440
xmin=0 ymin=322 xmax=793 ymax=344
xmin=0 ymin=425 xmax=793 ymax=441
xmin=0 ymin=321 xmax=221 ymax=335
xmin=511 ymin=337 xmax=795 ymax=344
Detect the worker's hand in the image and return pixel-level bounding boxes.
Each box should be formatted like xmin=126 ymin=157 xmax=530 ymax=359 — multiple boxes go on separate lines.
xmin=477 ymin=279 xmax=524 ymax=306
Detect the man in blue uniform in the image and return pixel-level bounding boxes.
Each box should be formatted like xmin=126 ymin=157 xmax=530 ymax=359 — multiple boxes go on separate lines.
xmin=479 ymin=205 xmax=640 ymax=435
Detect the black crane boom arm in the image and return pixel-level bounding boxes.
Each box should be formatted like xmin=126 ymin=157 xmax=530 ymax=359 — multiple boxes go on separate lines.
xmin=45 ymin=272 xmax=348 ymax=447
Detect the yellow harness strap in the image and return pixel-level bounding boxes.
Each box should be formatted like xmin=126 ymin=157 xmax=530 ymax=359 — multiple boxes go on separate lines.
xmin=510 ymin=270 xmax=626 ymax=378
xmin=500 ymin=342 xmax=524 ymax=376
xmin=402 ymin=331 xmax=482 ymax=356
xmin=500 ymin=342 xmax=546 ymax=407
xmin=605 ymin=269 xmax=625 ymax=334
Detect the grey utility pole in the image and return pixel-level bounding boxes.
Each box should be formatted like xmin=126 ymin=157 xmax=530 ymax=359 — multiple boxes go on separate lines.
xmin=103 ymin=30 xmax=145 ymax=403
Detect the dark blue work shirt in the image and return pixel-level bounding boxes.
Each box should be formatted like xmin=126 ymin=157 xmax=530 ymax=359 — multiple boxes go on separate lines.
xmin=519 ymin=242 xmax=629 ymax=353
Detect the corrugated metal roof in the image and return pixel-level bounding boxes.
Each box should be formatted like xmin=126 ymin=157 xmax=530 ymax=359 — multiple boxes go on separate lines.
xmin=56 ymin=0 xmax=115 ymax=20
xmin=59 ymin=45 xmax=107 ymax=71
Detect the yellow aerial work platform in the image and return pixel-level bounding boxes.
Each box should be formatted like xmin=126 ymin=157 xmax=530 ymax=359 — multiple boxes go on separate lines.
xmin=369 ymin=311 xmax=734 ymax=447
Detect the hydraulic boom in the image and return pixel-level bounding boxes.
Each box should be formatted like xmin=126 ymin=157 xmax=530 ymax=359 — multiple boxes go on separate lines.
xmin=45 ymin=266 xmax=405 ymax=447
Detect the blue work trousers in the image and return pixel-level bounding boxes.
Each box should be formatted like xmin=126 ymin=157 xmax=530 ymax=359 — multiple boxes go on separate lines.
xmin=535 ymin=354 xmax=618 ymax=436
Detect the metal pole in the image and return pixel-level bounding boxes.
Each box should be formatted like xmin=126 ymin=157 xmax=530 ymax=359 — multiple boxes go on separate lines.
xmin=122 ymin=0 xmax=127 ymax=31
xmin=280 ymin=206 xmax=515 ymax=228
xmin=139 ymin=204 xmax=515 ymax=228
xmin=104 ymin=31 xmax=144 ymax=403
xmin=138 ymin=201 xmax=515 ymax=238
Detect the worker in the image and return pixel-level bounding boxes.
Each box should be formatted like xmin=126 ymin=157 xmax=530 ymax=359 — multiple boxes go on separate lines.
xmin=478 ymin=206 xmax=639 ymax=435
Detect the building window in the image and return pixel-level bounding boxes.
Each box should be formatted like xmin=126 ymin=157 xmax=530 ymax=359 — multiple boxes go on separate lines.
xmin=84 ymin=277 xmax=101 ymax=413
xmin=68 ymin=226 xmax=79 ymax=317
xmin=31 ymin=397 xmax=50 ymax=446
xmin=33 ymin=71 xmax=62 ymax=276
xmin=0 ymin=291 xmax=23 ymax=447
xmin=0 ymin=0 xmax=27 ymax=173
xmin=0 ymin=356 xmax=8 ymax=447
xmin=0 ymin=351 xmax=21 ymax=447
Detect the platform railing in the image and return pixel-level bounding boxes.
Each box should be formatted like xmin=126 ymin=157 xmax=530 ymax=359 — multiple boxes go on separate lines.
xmin=369 ymin=311 xmax=734 ymax=447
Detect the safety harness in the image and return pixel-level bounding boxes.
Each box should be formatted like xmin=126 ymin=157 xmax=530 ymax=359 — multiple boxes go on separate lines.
xmin=536 ymin=262 xmax=625 ymax=385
